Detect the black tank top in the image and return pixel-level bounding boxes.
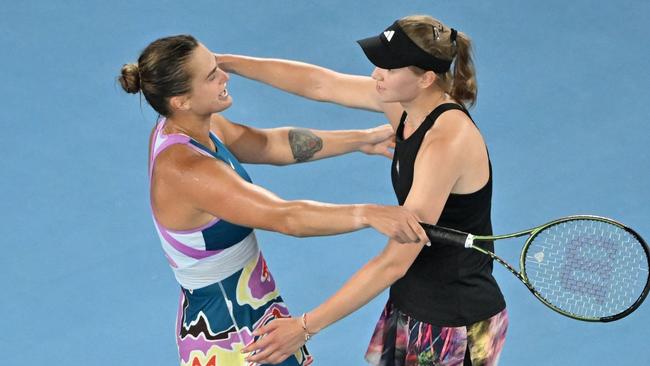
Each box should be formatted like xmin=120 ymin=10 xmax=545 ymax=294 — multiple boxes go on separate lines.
xmin=389 ymin=103 xmax=506 ymax=326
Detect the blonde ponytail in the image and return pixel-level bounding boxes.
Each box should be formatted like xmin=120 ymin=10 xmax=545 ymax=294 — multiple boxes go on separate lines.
xmin=450 ymin=31 xmax=477 ymax=108
xmin=399 ymin=15 xmax=478 ymax=108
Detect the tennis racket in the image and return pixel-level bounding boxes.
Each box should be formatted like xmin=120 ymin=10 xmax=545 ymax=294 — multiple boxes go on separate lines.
xmin=420 ymin=215 xmax=650 ymax=322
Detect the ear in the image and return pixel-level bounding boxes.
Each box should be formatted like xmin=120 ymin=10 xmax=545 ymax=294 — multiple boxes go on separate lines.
xmin=169 ymin=95 xmax=191 ymax=112
xmin=419 ymin=71 xmax=437 ymax=89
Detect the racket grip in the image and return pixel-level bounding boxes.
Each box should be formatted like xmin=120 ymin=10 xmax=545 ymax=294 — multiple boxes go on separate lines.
xmin=420 ymin=223 xmax=472 ymax=248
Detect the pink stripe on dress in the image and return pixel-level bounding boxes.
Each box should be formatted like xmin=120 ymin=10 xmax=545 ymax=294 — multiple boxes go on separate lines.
xmin=149 ymin=118 xmax=223 ymax=259
xmin=156 ymin=219 xmax=223 ymax=260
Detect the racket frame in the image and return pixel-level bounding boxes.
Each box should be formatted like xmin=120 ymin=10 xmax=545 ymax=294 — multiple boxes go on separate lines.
xmin=422 ymin=215 xmax=650 ymax=322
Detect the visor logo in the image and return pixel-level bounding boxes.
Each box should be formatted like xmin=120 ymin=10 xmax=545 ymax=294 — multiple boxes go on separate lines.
xmin=383 ymin=30 xmax=395 ymax=42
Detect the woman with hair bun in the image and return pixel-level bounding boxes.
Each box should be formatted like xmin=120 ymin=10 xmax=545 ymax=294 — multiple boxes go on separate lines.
xmin=119 ymin=34 xmax=429 ymax=366
xmin=223 ymin=15 xmax=508 ymax=366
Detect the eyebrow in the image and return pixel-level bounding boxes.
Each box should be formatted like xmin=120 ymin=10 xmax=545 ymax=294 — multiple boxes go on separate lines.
xmin=206 ymin=56 xmax=218 ymax=79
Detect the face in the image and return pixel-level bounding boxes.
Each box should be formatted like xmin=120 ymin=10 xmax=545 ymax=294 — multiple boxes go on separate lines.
xmin=371 ymin=67 xmax=429 ymax=103
xmin=183 ymin=43 xmax=232 ymax=115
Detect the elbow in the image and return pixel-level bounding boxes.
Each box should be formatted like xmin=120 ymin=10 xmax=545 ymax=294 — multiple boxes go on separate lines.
xmin=373 ymin=255 xmax=410 ymax=284
xmin=272 ymin=202 xmax=309 ymax=237
xmin=310 ymin=83 xmax=329 ymax=102
xmin=281 ymin=215 xmax=310 ymax=238
xmin=389 ymin=263 xmax=410 ymax=282
xmin=307 ymin=69 xmax=336 ymax=102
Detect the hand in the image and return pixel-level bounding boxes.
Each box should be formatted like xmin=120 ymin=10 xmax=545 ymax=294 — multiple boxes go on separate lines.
xmin=214 ymin=53 xmax=235 ymax=73
xmin=242 ymin=317 xmax=305 ymax=365
xmin=365 ymin=205 xmax=430 ymax=245
xmin=359 ymin=124 xmax=395 ymax=159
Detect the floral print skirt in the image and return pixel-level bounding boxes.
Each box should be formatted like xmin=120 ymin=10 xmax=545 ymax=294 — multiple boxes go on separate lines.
xmin=365 ymin=300 xmax=508 ymax=366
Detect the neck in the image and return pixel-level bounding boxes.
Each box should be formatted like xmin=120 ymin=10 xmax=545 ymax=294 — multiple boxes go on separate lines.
xmin=401 ymin=89 xmax=449 ymax=128
xmin=164 ymin=112 xmax=213 ymax=147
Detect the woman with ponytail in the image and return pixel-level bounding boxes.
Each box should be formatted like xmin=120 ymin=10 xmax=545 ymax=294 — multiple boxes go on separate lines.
xmin=223 ymin=15 xmax=508 ymax=366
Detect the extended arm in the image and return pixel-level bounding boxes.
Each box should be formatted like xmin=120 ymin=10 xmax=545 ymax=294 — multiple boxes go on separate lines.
xmin=153 ymin=144 xmax=427 ymax=242
xmin=243 ymin=126 xmax=466 ymax=364
xmin=217 ymin=55 xmax=405 ymax=129
xmin=212 ymin=114 xmax=395 ymax=165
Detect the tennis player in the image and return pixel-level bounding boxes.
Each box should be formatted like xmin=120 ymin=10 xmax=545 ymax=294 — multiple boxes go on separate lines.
xmin=118 ymin=35 xmax=428 ymax=366
xmin=222 ymin=15 xmax=508 ymax=365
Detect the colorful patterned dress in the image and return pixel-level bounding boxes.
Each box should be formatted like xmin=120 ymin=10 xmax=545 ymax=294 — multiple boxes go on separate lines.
xmin=149 ymin=118 xmax=313 ymax=366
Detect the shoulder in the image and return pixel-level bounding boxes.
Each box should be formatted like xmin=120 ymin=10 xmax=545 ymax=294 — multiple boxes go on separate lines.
xmin=418 ymin=108 xmax=478 ymax=166
xmin=423 ymin=110 xmax=471 ymax=149
xmin=434 ymin=108 xmax=475 ymax=137
xmin=209 ymin=113 xmax=232 ymax=142
xmin=154 ymin=143 xmax=218 ymax=185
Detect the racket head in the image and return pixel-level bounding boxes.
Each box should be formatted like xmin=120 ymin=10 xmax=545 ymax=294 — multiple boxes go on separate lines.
xmin=521 ymin=215 xmax=650 ymax=322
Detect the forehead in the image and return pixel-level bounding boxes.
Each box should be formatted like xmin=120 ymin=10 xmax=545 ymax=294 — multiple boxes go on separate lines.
xmin=186 ymin=43 xmax=216 ymax=76
xmin=390 ymin=66 xmax=421 ymax=79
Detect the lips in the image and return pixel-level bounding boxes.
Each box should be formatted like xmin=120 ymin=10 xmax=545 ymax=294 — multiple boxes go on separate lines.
xmin=218 ymin=83 xmax=229 ymax=100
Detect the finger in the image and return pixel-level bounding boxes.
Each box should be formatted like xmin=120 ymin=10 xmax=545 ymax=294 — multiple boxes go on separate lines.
xmin=406 ymin=215 xmax=426 ymax=244
xmin=394 ymin=230 xmax=409 ymax=243
xmin=245 ymin=343 xmax=277 ymax=363
xmin=242 ymin=338 xmax=262 ymax=354
xmin=408 ymin=215 xmax=430 ymax=246
xmin=242 ymin=332 xmax=272 ymax=353
xmin=251 ymin=327 xmax=265 ymax=338
xmin=413 ymin=218 xmax=430 ymax=246
xmin=402 ymin=216 xmax=420 ymax=243
xmin=410 ymin=213 xmax=431 ymax=246
xmin=379 ymin=124 xmax=393 ymax=134
xmin=254 ymin=318 xmax=280 ymax=336
xmin=382 ymin=150 xmax=394 ymax=159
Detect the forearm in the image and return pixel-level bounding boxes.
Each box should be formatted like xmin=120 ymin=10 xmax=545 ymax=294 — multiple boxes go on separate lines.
xmin=280 ymin=201 xmax=371 ymax=237
xmin=264 ymin=127 xmax=368 ymax=165
xmin=306 ymin=254 xmax=404 ymax=333
xmin=218 ymin=54 xmax=329 ymax=101
xmin=240 ymin=251 xmax=405 ymax=364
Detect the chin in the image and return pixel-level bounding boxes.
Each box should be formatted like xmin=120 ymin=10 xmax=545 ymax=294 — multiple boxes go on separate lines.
xmin=214 ymin=97 xmax=233 ymax=112
xmin=379 ymin=94 xmax=401 ymax=104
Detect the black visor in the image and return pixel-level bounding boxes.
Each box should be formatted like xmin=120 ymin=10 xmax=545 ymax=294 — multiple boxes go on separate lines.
xmin=357 ymin=21 xmax=452 ymax=73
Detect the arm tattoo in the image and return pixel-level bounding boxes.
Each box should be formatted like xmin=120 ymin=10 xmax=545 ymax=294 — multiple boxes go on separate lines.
xmin=288 ymin=128 xmax=323 ymax=162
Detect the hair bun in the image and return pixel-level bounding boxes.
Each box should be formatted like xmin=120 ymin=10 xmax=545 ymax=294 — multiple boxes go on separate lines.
xmin=119 ymin=63 xmax=141 ymax=94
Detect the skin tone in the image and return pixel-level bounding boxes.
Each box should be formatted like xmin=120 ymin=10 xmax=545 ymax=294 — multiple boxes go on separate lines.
xmin=217 ymin=55 xmax=490 ymax=364
xmin=150 ymin=43 xmax=430 ymax=255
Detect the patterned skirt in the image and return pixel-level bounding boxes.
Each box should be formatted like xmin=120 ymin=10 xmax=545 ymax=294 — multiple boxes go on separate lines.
xmin=175 ymin=251 xmax=313 ymax=366
xmin=365 ymin=300 xmax=508 ymax=366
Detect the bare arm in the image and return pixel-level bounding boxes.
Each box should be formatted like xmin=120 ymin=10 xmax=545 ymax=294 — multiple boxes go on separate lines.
xmin=212 ymin=114 xmax=394 ymax=165
xmin=153 ymin=145 xmax=427 ymax=242
xmin=217 ymin=55 xmax=405 ymax=129
xmin=243 ymin=128 xmax=466 ymax=364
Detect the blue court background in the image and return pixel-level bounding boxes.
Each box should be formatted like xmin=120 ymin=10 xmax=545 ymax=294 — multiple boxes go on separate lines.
xmin=1 ymin=1 xmax=649 ymax=365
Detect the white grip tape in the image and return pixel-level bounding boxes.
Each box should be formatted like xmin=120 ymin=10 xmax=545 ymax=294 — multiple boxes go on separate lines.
xmin=465 ymin=234 xmax=475 ymax=248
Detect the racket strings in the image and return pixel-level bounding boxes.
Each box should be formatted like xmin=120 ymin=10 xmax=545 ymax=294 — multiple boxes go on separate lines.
xmin=523 ymin=220 xmax=648 ymax=318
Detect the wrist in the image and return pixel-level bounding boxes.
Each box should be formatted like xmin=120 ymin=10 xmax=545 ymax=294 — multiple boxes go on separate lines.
xmin=303 ymin=311 xmax=323 ymax=335
xmin=354 ymin=204 xmax=373 ymax=228
xmin=354 ymin=129 xmax=371 ymax=152
xmin=217 ymin=54 xmax=244 ymax=74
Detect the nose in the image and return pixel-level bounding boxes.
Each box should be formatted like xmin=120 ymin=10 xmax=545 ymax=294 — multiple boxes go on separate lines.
xmin=218 ymin=68 xmax=230 ymax=83
xmin=371 ymin=67 xmax=384 ymax=81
